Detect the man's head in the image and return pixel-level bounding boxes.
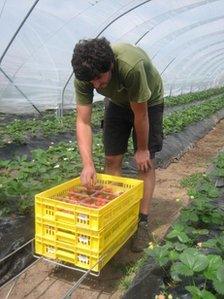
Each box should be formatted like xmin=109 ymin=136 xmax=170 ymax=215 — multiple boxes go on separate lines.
xmin=71 ymin=37 xmax=114 ymax=89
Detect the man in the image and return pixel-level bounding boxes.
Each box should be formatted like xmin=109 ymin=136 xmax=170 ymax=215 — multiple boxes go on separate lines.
xmin=71 ymin=37 xmax=164 ymax=252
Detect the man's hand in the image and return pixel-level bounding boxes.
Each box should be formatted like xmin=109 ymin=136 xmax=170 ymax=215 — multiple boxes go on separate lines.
xmin=80 ymin=165 xmax=97 ymax=188
xmin=134 ymin=149 xmax=152 ymax=172
xmin=130 ymin=102 xmax=151 ymax=172
xmin=76 ymin=104 xmax=96 ymax=188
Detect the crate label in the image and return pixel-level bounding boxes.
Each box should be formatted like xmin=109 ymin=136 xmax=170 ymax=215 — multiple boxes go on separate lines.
xmin=47 ymin=247 xmax=55 ymax=254
xmin=78 ymin=236 xmax=89 ymax=244
xmin=77 ymin=213 xmax=88 ymax=222
xmin=78 ymin=254 xmax=89 ymax=263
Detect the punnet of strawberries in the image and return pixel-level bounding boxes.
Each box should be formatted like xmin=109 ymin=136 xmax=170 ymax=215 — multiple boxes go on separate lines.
xmin=54 ymin=184 xmax=123 ymax=208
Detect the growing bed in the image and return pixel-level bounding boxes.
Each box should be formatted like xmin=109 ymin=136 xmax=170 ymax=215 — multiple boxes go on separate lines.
xmin=123 ymin=150 xmax=224 ymax=299
xmin=1 ymin=87 xmax=224 ymax=289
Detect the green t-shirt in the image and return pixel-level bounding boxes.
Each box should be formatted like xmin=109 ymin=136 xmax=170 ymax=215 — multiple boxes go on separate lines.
xmin=74 ymin=43 xmax=164 ymax=107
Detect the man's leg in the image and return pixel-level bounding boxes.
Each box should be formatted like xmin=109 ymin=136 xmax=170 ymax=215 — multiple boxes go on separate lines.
xmin=105 ymin=154 xmax=123 ymax=176
xmin=131 ymin=160 xmax=155 ymax=252
xmin=103 ymin=101 xmax=132 ymax=174
xmin=131 ymin=104 xmax=163 ymax=252
xmin=139 ymin=159 xmax=155 ymax=215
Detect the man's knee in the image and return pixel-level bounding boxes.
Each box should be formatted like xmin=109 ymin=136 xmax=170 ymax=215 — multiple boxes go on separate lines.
xmin=105 ymin=155 xmax=122 ymax=169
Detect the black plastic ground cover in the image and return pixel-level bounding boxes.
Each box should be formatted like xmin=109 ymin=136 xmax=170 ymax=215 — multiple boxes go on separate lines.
xmin=0 ymin=216 xmax=34 ymax=286
xmin=122 ymin=256 xmax=165 ymax=299
xmin=123 ymin=157 xmax=224 ymax=299
xmin=0 ymin=131 xmax=75 ymax=160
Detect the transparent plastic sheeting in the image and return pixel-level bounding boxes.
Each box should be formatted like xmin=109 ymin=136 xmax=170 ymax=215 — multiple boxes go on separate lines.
xmin=0 ymin=0 xmax=223 ymax=114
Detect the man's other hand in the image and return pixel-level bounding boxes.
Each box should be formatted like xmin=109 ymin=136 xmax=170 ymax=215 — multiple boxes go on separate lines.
xmin=134 ymin=149 xmax=152 ymax=172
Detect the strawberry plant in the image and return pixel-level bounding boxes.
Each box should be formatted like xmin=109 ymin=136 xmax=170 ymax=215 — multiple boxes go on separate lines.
xmin=202 ymin=234 xmax=224 ymax=256
xmin=1 ymin=88 xmax=224 ymax=148
xmin=164 ymin=94 xmax=224 ymax=135
xmin=121 ymin=150 xmax=224 ymax=298
xmin=166 ymin=224 xmax=191 ymax=244
xmin=165 ymin=86 xmax=224 ymax=107
xmin=185 ymin=286 xmax=216 ymax=299
xmin=0 ymin=103 xmax=104 ymax=148
xmin=0 ymin=132 xmax=105 ymax=215
xmin=171 ymin=248 xmax=208 ymax=279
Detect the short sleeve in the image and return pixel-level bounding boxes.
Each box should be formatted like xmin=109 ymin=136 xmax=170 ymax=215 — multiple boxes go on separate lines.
xmin=125 ymin=61 xmax=151 ymax=103
xmin=74 ymin=79 xmax=94 ymax=105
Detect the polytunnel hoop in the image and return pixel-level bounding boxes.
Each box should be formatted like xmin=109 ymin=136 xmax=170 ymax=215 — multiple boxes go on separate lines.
xmin=61 ymin=0 xmax=152 ymax=116
xmin=0 ymin=66 xmax=42 ymax=115
xmin=0 ymin=0 xmax=41 ymax=115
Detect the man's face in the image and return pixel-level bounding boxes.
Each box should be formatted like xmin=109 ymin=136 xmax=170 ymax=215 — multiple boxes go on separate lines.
xmin=90 ymin=69 xmax=112 ymax=89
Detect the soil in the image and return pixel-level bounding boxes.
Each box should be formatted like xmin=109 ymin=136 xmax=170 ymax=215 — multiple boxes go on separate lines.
xmin=0 ymin=119 xmax=224 ymax=299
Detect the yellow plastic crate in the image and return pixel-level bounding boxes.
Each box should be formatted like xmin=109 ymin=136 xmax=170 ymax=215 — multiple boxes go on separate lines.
xmin=35 ymin=201 xmax=139 ymax=254
xmin=35 ymin=173 xmax=143 ymax=231
xmin=35 ymin=218 xmax=138 ymax=272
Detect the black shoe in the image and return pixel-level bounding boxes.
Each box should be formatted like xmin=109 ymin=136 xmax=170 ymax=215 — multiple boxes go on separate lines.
xmin=131 ymin=221 xmax=152 ymax=252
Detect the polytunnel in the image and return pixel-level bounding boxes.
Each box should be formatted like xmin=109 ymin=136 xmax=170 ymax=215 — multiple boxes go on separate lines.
xmin=0 ymin=0 xmax=223 ymax=114
xmin=1 ymin=1 xmax=224 ymax=299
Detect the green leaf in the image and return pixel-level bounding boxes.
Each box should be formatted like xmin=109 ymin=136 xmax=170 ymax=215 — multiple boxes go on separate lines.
xmin=169 ymin=250 xmax=179 ymax=261
xmin=186 ymin=286 xmax=216 ymax=299
xmin=178 ymin=232 xmax=190 ymax=243
xmin=0 ymin=159 xmax=10 ymax=167
xmin=217 ymin=235 xmax=224 ymax=249
xmin=171 ymin=262 xmax=194 ymax=277
xmin=217 ymin=265 xmax=224 ymax=281
xmin=180 ymin=210 xmax=199 ymax=223
xmin=148 ymin=246 xmax=170 ymax=266
xmin=203 ymin=255 xmax=222 ymax=280
xmin=212 ymin=265 xmax=224 ymax=295
xmin=196 ymin=229 xmax=209 ymax=235
xmin=186 ymin=285 xmax=201 ymax=298
xmin=166 ymin=224 xmax=190 ymax=243
xmin=174 ymin=242 xmax=188 ymax=252
xmin=208 ymin=188 xmax=219 ymax=198
xmin=202 ymin=239 xmax=217 ymax=248
xmin=179 ymin=248 xmax=208 ymax=272
xmin=201 ymin=290 xmax=217 ymax=299
xmin=213 ymin=279 xmax=224 ymax=295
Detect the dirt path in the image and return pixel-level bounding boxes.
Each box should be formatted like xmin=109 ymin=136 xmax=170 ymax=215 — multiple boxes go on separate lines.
xmin=1 ymin=119 xmax=224 ymax=299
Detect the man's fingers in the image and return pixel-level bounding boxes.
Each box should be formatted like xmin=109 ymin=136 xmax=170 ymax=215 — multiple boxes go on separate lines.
xmin=138 ymin=160 xmax=152 ymax=172
xmin=81 ymin=174 xmax=90 ymax=188
xmin=92 ymin=173 xmax=97 ymax=186
xmin=82 ymin=174 xmax=97 ymax=189
xmin=147 ymin=159 xmax=152 ymax=169
xmin=138 ymin=163 xmax=146 ymax=172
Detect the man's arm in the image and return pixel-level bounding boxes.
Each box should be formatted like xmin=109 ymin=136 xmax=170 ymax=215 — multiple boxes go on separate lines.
xmin=76 ymin=104 xmax=96 ymax=187
xmin=130 ymin=101 xmax=152 ymax=172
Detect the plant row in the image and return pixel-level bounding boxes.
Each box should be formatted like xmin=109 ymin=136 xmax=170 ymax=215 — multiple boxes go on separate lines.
xmin=0 ymin=134 xmax=104 ymax=216
xmin=0 ymin=103 xmax=103 ymax=148
xmin=0 ymin=112 xmax=74 ymax=147
xmin=121 ymin=151 xmax=224 ymax=299
xmin=1 ymin=87 xmax=223 ymax=148
xmin=1 ymin=94 xmax=224 ymax=216
xmin=165 ymin=86 xmax=224 ymax=107
xmin=163 ymin=94 xmax=224 ymax=135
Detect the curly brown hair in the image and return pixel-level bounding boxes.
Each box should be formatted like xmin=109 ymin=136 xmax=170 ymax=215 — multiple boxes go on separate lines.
xmin=71 ymin=37 xmax=114 ymax=81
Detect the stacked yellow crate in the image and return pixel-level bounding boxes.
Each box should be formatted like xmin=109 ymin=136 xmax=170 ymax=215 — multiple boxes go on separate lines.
xmin=35 ymin=173 xmax=143 ymax=272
